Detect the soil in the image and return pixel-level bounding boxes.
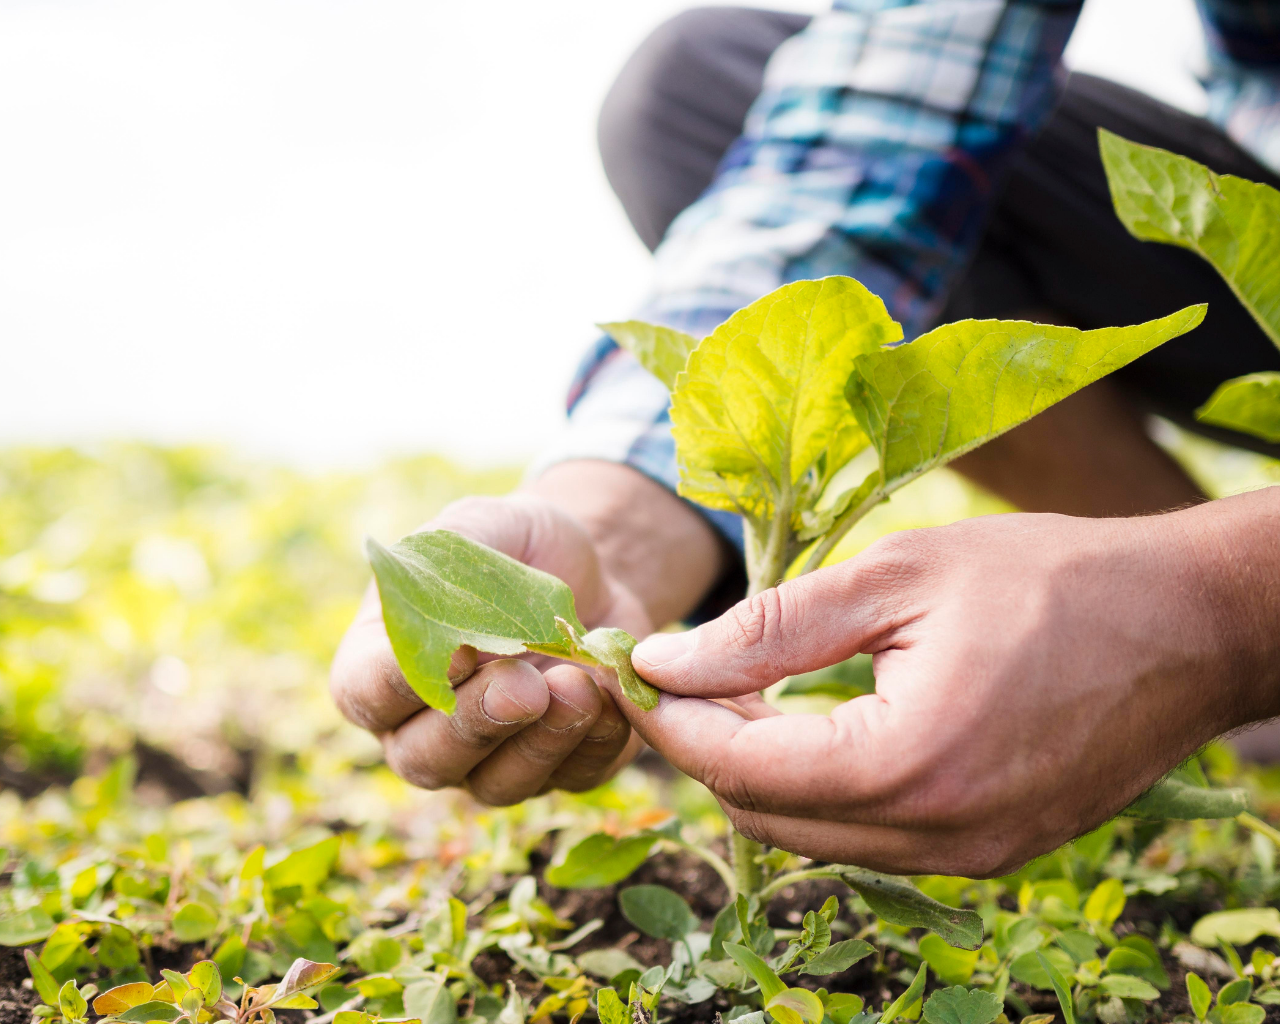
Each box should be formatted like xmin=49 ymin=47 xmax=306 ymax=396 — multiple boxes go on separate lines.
xmin=4 ymin=849 xmax=1279 ymax=1024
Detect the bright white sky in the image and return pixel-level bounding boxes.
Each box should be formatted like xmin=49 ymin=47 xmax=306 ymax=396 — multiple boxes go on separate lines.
xmin=0 ymin=0 xmax=1208 ymax=469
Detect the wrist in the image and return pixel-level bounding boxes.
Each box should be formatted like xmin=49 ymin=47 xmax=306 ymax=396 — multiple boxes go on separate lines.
xmin=526 ymin=460 xmax=725 ymax=627
xmin=1159 ymin=487 xmax=1280 ymax=730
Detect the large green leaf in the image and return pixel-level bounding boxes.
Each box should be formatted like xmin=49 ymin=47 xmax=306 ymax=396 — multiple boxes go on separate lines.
xmin=545 ymin=832 xmax=658 ymax=889
xmin=368 ymin=530 xmax=657 ymax=713
xmin=600 ymin=321 xmax=698 ymax=391
xmin=1190 ymin=907 xmax=1280 ymax=947
xmin=1099 ymin=129 xmax=1280 ymax=348
xmin=846 ymin=307 xmax=1207 ymax=496
xmin=618 ymin=885 xmax=697 ymax=941
xmin=1197 ymin=372 xmax=1280 ymax=443
xmin=837 ymin=868 xmax=984 ymax=950
xmin=669 ymin=277 xmax=900 ymax=530
xmin=921 ymin=987 xmax=1002 ymax=1024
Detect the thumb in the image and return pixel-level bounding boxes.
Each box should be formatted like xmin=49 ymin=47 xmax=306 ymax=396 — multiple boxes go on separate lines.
xmin=631 ymin=554 xmax=916 ymax=697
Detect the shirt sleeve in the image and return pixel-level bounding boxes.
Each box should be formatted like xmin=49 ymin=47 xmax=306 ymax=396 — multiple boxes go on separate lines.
xmin=1196 ymin=0 xmax=1280 ymax=173
xmin=532 ymin=0 xmax=1083 ymax=555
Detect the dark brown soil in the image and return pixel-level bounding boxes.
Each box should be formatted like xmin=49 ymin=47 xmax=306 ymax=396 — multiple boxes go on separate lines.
xmin=0 ymin=946 xmax=41 ymax=1024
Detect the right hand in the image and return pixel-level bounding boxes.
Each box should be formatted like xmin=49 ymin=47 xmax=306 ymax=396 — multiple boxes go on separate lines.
xmin=330 ymin=494 xmax=648 ymax=805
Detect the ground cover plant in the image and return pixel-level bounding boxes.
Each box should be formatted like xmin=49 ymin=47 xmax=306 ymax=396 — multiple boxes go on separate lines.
xmin=4 ymin=136 xmax=1280 ymax=1024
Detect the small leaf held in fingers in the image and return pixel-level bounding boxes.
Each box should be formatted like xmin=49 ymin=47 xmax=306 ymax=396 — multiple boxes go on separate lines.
xmin=580 ymin=627 xmax=660 ymax=711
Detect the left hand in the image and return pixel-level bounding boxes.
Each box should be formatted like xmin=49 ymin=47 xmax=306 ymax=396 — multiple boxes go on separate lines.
xmin=623 ymin=494 xmax=1280 ymax=877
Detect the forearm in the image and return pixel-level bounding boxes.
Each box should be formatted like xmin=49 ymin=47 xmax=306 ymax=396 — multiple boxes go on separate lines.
xmin=527 ymin=460 xmax=726 ymax=628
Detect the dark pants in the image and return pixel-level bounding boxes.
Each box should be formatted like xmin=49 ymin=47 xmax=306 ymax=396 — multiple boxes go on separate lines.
xmin=598 ymin=7 xmax=1280 ymax=456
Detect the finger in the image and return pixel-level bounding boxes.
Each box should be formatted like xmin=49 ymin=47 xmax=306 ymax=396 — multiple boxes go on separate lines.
xmin=631 ymin=537 xmax=929 ymax=696
xmin=381 ymin=658 xmax=549 ymax=789
xmin=718 ymin=804 xmax=1033 ymax=878
xmin=331 ymin=583 xmax=477 ymax=732
xmin=542 ymin=683 xmax=636 ymax=792
xmin=617 ymin=689 xmax=919 ymax=823
xmin=465 ymin=665 xmax=605 ymax=805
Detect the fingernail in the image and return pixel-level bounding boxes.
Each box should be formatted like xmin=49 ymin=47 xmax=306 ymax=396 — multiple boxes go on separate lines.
xmin=482 ymin=679 xmax=538 ymax=724
xmin=542 ymin=692 xmax=591 ymax=731
xmin=633 ymin=628 xmax=697 ymax=668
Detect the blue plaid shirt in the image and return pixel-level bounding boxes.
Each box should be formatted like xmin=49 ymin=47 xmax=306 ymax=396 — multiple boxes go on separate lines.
xmin=537 ymin=0 xmax=1280 ymax=552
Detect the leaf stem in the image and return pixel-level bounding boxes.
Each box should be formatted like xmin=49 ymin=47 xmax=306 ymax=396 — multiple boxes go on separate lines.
xmin=1237 ymin=811 xmax=1280 ymax=846
xmin=800 ymin=486 xmax=885 ymax=575
xmin=663 ymin=838 xmax=737 ymax=896
xmin=757 ymin=867 xmax=844 ymax=904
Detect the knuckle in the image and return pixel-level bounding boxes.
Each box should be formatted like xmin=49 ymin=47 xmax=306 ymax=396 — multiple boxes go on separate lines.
xmin=700 ymin=752 xmax=759 ymax=814
xmin=464 ymin=777 xmax=525 ymax=808
xmin=383 ymin=736 xmax=447 ymax=791
xmin=722 ymin=588 xmax=785 ymax=656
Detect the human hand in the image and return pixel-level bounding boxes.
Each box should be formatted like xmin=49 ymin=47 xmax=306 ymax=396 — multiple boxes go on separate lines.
xmin=331 ymin=493 xmax=647 ymax=805
xmin=625 ymin=498 xmax=1280 ymax=876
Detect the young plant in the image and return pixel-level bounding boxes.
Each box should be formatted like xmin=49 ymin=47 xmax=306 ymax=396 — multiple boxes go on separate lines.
xmin=369 ymin=273 xmax=1213 ymax=943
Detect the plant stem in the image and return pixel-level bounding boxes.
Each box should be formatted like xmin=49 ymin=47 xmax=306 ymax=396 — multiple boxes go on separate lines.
xmin=1237 ymin=811 xmax=1280 ymax=846
xmin=665 ymin=839 xmax=737 ymax=895
xmin=757 ymin=867 xmax=844 ymax=903
xmin=732 ymin=828 xmax=765 ymax=898
xmin=801 ymin=485 xmax=884 ymax=575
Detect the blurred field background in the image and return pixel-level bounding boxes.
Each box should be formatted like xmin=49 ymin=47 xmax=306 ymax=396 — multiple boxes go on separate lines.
xmin=3 ymin=0 xmax=1280 ymax=968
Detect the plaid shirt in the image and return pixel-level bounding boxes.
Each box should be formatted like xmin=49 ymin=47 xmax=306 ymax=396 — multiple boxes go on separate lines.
xmin=537 ymin=0 xmax=1280 ymax=552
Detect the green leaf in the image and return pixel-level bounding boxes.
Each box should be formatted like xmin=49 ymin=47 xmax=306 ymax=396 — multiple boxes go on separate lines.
xmin=213 ymin=934 xmax=246 ymax=982
xmin=1083 ymin=878 xmax=1126 ymax=928
xmin=1099 ymin=975 xmax=1160 ymax=1000
xmin=1036 ymin=951 xmax=1076 ymax=1024
xmin=348 ymin=930 xmax=403 ymax=974
xmin=547 ymin=831 xmax=657 ymax=890
xmin=577 ymin=626 xmax=659 ymax=712
xmin=1055 ymin=930 xmax=1100 ymax=965
xmin=880 ymin=962 xmax=927 ymax=1023
xmin=1187 ymin=972 xmax=1212 ymax=1021
xmin=1197 ymin=373 xmax=1280 ymax=443
xmin=837 ymin=868 xmax=983 ymax=950
xmin=846 ymin=306 xmax=1206 ymax=499
xmin=724 ymin=942 xmax=786 ymax=1003
xmin=1012 ymin=948 xmax=1075 ymax=991
xmin=368 ymin=530 xmax=657 ymax=713
xmin=403 ymin=978 xmax=458 ymax=1024
xmin=1099 ymin=128 xmax=1280 ymax=348
xmin=767 ymin=987 xmax=825 ymax=1024
xmin=917 ymin=934 xmax=979 ymax=985
xmin=600 ymin=321 xmax=698 ymax=391
xmin=576 ymin=949 xmax=645 ymax=982
xmin=58 ymin=980 xmax=87 ymax=1022
xmin=799 ymin=939 xmax=873 ymax=976
xmin=97 ymin=925 xmax=141 ymax=970
xmin=1124 ymin=778 xmax=1249 ymax=820
xmin=1191 ymin=908 xmax=1280 ymax=947
xmin=1220 ymin=1005 xmax=1266 ymax=1024
xmin=780 ymin=653 xmax=876 ymax=702
xmin=1218 ymin=979 xmax=1254 ymax=1007
xmin=116 ymin=1002 xmax=182 ymax=1023
xmin=618 ymin=885 xmax=697 ymax=941
xmin=170 ymin=902 xmax=218 ymax=943
xmin=188 ymin=961 xmax=222 ymax=1006
xmin=826 ymin=994 xmax=866 ymax=1024
xmin=669 ymin=276 xmax=898 ymax=532
xmin=0 ymin=907 xmax=54 ymax=946
xmin=264 ymin=836 xmax=340 ymax=891
xmin=595 ymin=988 xmax=628 ymax=1024
xmin=921 ymin=986 xmax=1002 ymax=1024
